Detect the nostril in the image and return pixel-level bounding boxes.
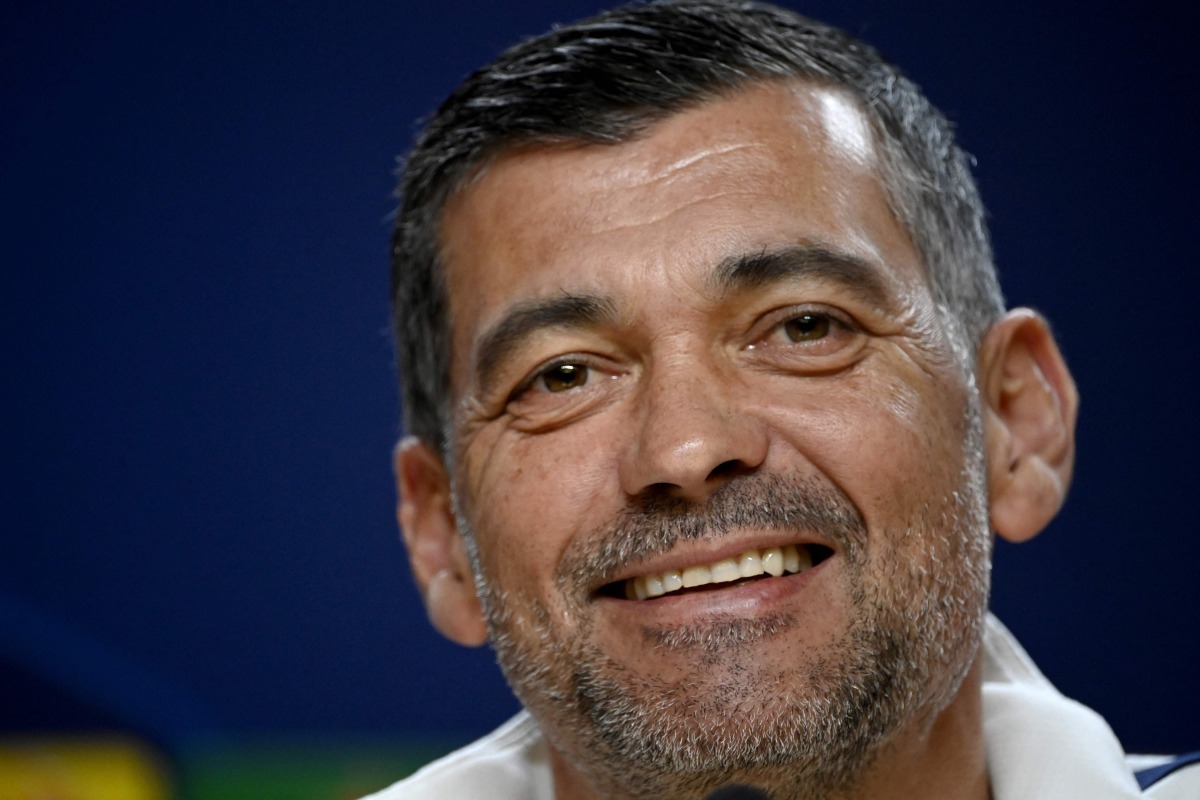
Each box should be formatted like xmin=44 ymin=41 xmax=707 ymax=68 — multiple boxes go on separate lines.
xmin=707 ymin=459 xmax=753 ymax=481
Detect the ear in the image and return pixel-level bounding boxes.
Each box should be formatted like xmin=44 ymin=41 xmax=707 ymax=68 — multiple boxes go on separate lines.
xmin=393 ymin=436 xmax=488 ymax=647
xmin=977 ymin=309 xmax=1079 ymax=544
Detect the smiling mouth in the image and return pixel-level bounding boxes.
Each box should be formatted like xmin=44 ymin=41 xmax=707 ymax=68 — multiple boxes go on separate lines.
xmin=601 ymin=543 xmax=834 ymax=600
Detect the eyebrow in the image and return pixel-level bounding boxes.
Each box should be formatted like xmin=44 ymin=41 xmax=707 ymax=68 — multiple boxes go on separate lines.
xmin=710 ymin=244 xmax=893 ymax=310
xmin=471 ymin=244 xmax=895 ymax=393
xmin=474 ymin=293 xmax=618 ymax=392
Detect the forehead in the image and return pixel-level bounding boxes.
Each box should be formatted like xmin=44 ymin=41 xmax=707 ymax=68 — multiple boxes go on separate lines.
xmin=438 ymin=80 xmax=925 ymax=390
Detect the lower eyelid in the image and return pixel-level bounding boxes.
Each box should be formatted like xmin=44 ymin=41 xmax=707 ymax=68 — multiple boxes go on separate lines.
xmin=506 ymin=371 xmax=625 ymax=424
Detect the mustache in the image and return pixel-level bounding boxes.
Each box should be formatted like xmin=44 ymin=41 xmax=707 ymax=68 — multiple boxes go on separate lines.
xmin=559 ymin=474 xmax=867 ymax=593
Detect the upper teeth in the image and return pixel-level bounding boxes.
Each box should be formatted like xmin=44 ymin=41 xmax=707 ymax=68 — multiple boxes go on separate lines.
xmin=625 ymin=544 xmax=814 ymax=600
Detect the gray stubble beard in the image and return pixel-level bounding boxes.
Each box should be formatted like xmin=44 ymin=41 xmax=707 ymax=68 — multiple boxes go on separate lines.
xmin=462 ymin=413 xmax=991 ymax=800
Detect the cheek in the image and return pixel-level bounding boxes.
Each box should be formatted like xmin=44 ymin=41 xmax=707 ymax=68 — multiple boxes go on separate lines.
xmin=858 ymin=379 xmax=980 ymax=575
xmin=872 ymin=373 xmax=970 ymax=494
xmin=761 ymin=366 xmax=971 ymax=526
xmin=460 ymin=427 xmax=617 ymax=596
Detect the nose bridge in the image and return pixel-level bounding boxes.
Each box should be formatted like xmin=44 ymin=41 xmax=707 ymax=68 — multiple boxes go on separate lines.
xmin=620 ymin=344 xmax=768 ymax=501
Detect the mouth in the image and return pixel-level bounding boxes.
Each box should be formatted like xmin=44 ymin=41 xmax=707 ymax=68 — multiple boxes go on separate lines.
xmin=599 ymin=543 xmax=834 ymax=601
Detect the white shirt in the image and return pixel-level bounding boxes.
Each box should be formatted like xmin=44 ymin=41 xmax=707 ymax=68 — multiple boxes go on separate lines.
xmin=364 ymin=615 xmax=1196 ymax=799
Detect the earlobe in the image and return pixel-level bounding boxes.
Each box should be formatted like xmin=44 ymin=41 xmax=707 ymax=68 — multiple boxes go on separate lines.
xmin=978 ymin=309 xmax=1079 ymax=544
xmin=394 ymin=437 xmax=489 ymax=647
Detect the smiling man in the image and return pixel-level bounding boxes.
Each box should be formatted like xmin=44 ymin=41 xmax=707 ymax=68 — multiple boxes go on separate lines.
xmin=369 ymin=2 xmax=1196 ymax=799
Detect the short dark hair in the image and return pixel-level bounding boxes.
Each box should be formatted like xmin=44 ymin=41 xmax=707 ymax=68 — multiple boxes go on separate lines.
xmin=391 ymin=0 xmax=1005 ymax=453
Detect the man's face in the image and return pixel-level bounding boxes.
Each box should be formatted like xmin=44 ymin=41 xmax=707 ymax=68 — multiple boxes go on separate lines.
xmin=436 ymin=82 xmax=991 ymax=798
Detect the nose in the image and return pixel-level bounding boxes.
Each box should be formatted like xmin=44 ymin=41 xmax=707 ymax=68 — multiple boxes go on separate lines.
xmin=618 ymin=357 xmax=768 ymax=504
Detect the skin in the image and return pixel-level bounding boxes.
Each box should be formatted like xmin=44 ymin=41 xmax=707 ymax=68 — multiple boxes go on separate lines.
xmin=396 ymin=81 xmax=1078 ymax=800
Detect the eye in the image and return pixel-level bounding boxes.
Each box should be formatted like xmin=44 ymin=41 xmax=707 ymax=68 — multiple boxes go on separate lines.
xmin=782 ymin=312 xmax=831 ymax=342
xmin=539 ymin=362 xmax=589 ymax=392
xmin=745 ymin=305 xmax=863 ymax=366
xmin=502 ymin=355 xmax=625 ymax=429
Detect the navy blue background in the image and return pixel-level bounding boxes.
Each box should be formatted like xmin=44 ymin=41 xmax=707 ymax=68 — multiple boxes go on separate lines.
xmin=4 ymin=0 xmax=1197 ymax=759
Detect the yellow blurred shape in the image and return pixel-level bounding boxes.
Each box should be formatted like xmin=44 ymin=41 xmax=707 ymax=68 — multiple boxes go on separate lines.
xmin=0 ymin=737 xmax=169 ymax=800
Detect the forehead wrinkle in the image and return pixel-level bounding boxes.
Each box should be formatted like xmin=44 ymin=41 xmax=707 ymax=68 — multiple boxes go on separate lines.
xmin=585 ymin=190 xmax=768 ymax=236
xmin=580 ymin=143 xmax=776 ymax=235
xmin=473 ymin=293 xmax=618 ymax=393
xmin=633 ymin=141 xmax=769 ymax=189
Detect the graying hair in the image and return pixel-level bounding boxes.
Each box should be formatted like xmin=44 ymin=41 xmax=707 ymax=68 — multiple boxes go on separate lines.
xmin=391 ymin=0 xmax=1005 ymax=452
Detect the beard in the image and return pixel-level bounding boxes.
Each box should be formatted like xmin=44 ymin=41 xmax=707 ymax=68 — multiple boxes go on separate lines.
xmin=458 ymin=417 xmax=991 ymax=800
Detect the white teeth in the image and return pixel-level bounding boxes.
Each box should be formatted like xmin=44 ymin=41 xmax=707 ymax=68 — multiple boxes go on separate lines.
xmin=710 ymin=558 xmax=740 ymax=584
xmin=662 ymin=570 xmax=683 ymax=593
xmin=738 ymin=550 xmax=761 ymax=577
xmin=682 ymin=565 xmax=712 ymax=588
xmin=783 ymin=545 xmax=800 ymax=573
xmin=622 ymin=544 xmax=817 ymax=600
xmin=761 ymin=546 xmax=784 ymax=577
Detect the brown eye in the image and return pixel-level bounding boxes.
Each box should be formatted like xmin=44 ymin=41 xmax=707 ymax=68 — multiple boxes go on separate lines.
xmin=783 ymin=313 xmax=830 ymax=342
xmin=540 ymin=363 xmax=588 ymax=392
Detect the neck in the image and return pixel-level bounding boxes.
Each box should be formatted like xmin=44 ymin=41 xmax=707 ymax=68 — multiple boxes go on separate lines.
xmin=836 ymin=657 xmax=989 ymax=800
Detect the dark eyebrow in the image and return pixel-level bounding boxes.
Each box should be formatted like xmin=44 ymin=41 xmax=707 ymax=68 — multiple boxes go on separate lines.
xmin=710 ymin=244 xmax=893 ymax=310
xmin=474 ymin=293 xmax=617 ymax=392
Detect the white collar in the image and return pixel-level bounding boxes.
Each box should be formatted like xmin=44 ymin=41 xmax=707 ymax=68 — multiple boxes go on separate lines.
xmin=981 ymin=614 xmax=1143 ymax=799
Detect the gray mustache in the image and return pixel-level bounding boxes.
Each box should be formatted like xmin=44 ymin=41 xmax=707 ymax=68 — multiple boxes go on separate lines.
xmin=559 ymin=474 xmax=866 ymax=591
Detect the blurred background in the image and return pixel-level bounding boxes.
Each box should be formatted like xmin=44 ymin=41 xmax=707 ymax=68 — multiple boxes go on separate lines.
xmin=4 ymin=0 xmax=1197 ymax=796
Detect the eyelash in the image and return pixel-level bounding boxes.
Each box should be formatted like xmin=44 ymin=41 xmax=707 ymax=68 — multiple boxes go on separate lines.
xmin=754 ymin=306 xmax=857 ymax=347
xmin=511 ymin=355 xmax=599 ymax=400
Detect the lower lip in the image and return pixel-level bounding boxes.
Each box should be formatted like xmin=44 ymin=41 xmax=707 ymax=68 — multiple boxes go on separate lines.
xmin=595 ymin=556 xmax=834 ymax=622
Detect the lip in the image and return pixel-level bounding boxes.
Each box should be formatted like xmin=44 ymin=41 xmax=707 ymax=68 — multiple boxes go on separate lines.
xmin=595 ymin=552 xmax=835 ymax=620
xmin=591 ymin=530 xmax=839 ymax=594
